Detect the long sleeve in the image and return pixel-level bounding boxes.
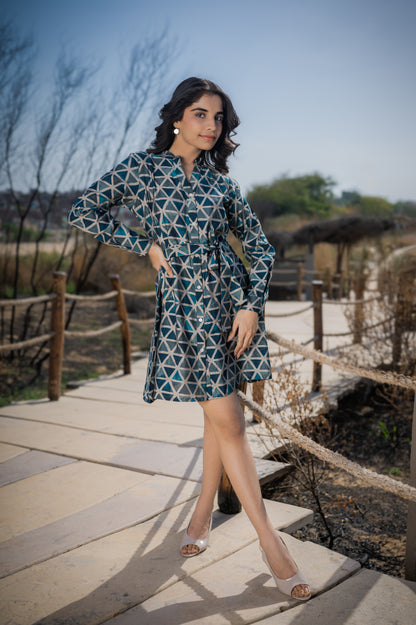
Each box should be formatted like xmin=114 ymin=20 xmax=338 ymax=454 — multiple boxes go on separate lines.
xmin=67 ymin=153 xmax=152 ymax=256
xmin=225 ymin=179 xmax=276 ymax=314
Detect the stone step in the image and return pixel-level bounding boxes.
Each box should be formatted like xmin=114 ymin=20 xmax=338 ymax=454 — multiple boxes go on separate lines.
xmin=0 ymin=398 xmax=283 ymax=459
xmin=0 ymin=499 xmax=314 ymax=625
xmin=0 ymin=449 xmax=76 ymax=487
xmin=108 ymin=535 xmax=360 ymax=625
xmin=254 ymin=567 xmax=416 ymax=625
xmin=0 ymin=416 xmax=291 ymax=485
xmin=0 ymin=471 xmax=199 ymax=578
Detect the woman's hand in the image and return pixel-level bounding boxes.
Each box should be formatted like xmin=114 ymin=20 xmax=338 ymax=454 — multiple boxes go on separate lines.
xmin=147 ymin=242 xmax=173 ymax=277
xmin=227 ymin=309 xmax=259 ymax=358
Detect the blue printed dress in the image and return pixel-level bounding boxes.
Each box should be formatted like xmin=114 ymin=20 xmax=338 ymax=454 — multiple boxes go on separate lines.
xmin=68 ymin=150 xmax=276 ymax=403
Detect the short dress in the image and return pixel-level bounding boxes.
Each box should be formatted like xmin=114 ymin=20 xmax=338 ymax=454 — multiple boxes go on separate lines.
xmin=68 ymin=150 xmax=276 ymax=403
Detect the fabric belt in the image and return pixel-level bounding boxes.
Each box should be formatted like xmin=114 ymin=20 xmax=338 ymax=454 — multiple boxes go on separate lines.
xmin=162 ymin=237 xmax=247 ymax=311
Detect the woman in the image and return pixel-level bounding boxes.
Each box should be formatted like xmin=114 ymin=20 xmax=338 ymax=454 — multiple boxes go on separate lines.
xmin=67 ymin=77 xmax=311 ymax=601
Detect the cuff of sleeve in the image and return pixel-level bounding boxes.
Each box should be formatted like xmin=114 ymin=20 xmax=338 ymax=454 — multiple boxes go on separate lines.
xmin=240 ymin=299 xmax=263 ymax=315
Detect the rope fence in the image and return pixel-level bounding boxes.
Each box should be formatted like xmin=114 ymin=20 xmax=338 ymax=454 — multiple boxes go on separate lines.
xmin=64 ymin=320 xmax=122 ymax=338
xmin=265 ymin=303 xmax=315 ymax=318
xmin=322 ymin=295 xmax=383 ymax=305
xmin=266 ymin=330 xmax=416 ymax=391
xmin=0 ymin=293 xmax=56 ymax=307
xmin=65 ymin=291 xmax=118 ymax=302
xmin=237 ymin=391 xmax=416 ymax=503
xmin=0 ymin=332 xmax=55 ymax=353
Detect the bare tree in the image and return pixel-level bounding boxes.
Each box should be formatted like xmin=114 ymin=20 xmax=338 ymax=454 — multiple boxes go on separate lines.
xmin=0 ymin=19 xmax=175 ymax=379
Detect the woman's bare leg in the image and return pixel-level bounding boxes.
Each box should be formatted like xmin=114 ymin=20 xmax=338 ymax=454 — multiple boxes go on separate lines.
xmin=181 ymin=410 xmax=223 ymax=555
xmin=198 ymin=391 xmax=310 ymax=599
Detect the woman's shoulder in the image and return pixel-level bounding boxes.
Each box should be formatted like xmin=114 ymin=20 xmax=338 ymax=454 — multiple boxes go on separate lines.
xmin=127 ymin=151 xmax=154 ymax=168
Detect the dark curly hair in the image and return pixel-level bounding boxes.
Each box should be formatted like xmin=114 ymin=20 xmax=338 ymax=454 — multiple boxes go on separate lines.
xmin=147 ymin=77 xmax=240 ymax=174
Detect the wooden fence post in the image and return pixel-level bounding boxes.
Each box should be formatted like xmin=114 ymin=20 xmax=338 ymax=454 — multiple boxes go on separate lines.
xmin=353 ymin=272 xmax=365 ymax=344
xmin=392 ymin=270 xmax=414 ymax=364
xmin=297 ymin=263 xmax=304 ymax=301
xmin=48 ymin=272 xmax=66 ymax=401
xmin=405 ymin=391 xmax=416 ymax=581
xmin=252 ymin=380 xmax=265 ymax=423
xmin=325 ymin=265 xmax=333 ymax=299
xmin=110 ymin=274 xmax=131 ymax=375
xmin=312 ymin=280 xmax=323 ymax=392
xmin=217 ymin=381 xmax=246 ymax=514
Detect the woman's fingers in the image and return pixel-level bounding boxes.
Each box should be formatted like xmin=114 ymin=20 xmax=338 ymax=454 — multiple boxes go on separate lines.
xmin=228 ymin=309 xmax=259 ymax=357
xmin=148 ymin=242 xmax=172 ymax=276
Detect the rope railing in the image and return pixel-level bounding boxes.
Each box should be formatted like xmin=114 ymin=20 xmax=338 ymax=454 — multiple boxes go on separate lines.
xmin=129 ymin=317 xmax=155 ymax=326
xmin=237 ymin=391 xmax=416 ymax=503
xmin=0 ymin=293 xmax=56 ymax=307
xmin=323 ymin=316 xmax=395 ymax=338
xmin=0 ymin=332 xmax=55 ymax=353
xmin=323 ymin=295 xmax=383 ymax=306
xmin=65 ymin=291 xmax=118 ymax=302
xmin=122 ymin=288 xmax=156 ymax=298
xmin=266 ymin=330 xmax=416 ymax=391
xmin=64 ymin=320 xmax=122 ymax=338
xmin=265 ymin=303 xmax=315 ymax=318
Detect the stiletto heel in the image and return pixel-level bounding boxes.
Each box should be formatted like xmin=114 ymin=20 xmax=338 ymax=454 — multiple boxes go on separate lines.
xmin=180 ymin=516 xmax=212 ymax=558
xmin=260 ymin=534 xmax=311 ymax=601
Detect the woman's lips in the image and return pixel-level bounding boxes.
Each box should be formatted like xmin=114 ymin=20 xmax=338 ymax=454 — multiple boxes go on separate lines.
xmin=200 ymin=135 xmax=216 ymax=142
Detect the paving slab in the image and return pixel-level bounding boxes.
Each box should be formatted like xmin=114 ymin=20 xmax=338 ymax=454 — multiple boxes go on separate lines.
xmin=1 ymin=401 xmax=204 ymax=446
xmin=0 ymin=395 xmax=205 ymax=427
xmin=0 ymin=474 xmax=200 ymax=578
xmin=0 ymin=442 xmax=27 ymax=462
xmin=0 ymin=416 xmax=288 ymax=484
xmin=0 ymin=461 xmax=150 ymax=542
xmin=254 ymin=568 xmax=416 ymax=625
xmin=0 ymin=499 xmax=313 ymax=625
xmin=0 ymin=449 xmax=76 ymax=487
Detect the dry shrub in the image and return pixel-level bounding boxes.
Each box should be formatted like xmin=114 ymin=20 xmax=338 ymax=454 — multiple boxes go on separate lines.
xmin=71 ymin=244 xmax=157 ymax=293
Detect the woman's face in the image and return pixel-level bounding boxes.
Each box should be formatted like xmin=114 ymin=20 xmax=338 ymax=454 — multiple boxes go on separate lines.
xmin=172 ymin=93 xmax=224 ymax=154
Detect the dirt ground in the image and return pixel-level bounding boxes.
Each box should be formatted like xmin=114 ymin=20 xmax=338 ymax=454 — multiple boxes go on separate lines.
xmin=262 ymin=380 xmax=413 ymax=579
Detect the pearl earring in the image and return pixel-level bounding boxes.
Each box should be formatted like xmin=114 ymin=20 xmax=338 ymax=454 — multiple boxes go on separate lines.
xmin=173 ymin=128 xmax=179 ymax=135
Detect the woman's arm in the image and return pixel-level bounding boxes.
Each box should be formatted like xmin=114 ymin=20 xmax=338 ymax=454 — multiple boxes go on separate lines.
xmin=225 ymin=179 xmax=276 ymax=315
xmin=67 ymin=153 xmax=152 ymax=256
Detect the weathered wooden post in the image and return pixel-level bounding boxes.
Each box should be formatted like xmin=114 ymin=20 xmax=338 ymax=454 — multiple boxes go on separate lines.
xmin=111 ymin=274 xmax=131 ymax=375
xmin=312 ymin=280 xmax=323 ymax=392
xmin=48 ymin=272 xmax=66 ymax=401
xmin=353 ymin=272 xmax=365 ymax=344
xmin=252 ymin=380 xmax=265 ymax=423
xmin=297 ymin=263 xmax=304 ymax=301
xmin=217 ymin=381 xmax=246 ymax=514
xmin=325 ymin=265 xmax=333 ymax=299
xmin=392 ymin=270 xmax=414 ymax=364
xmin=405 ymin=391 xmax=416 ymax=581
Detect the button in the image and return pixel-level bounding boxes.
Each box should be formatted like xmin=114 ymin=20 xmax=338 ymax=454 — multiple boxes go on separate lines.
xmin=196 ymin=284 xmax=202 ymax=290
xmin=198 ymin=317 xmax=203 ymax=323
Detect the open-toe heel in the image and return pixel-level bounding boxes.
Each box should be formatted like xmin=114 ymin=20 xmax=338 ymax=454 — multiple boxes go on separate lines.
xmin=259 ymin=536 xmax=311 ymax=601
xmin=180 ymin=516 xmax=212 ymax=558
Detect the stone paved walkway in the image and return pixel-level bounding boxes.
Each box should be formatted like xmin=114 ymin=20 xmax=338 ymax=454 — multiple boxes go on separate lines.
xmin=0 ymin=300 xmax=415 ymax=624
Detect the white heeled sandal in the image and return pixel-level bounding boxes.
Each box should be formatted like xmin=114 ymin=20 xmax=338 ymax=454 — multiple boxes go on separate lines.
xmin=180 ymin=517 xmax=212 ymax=558
xmin=260 ymin=535 xmax=311 ymax=601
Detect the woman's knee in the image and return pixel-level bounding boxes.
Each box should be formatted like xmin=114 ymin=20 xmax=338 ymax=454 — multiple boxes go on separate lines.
xmin=199 ymin=393 xmax=246 ymax=441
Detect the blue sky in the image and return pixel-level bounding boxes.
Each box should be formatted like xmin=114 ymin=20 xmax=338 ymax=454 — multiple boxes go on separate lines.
xmin=6 ymin=0 xmax=416 ymax=201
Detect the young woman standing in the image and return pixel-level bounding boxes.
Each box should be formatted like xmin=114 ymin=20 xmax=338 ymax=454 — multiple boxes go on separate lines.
xmin=68 ymin=77 xmax=311 ymax=601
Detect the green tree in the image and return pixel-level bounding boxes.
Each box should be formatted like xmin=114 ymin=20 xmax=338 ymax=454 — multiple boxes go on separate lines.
xmin=247 ymin=173 xmax=335 ymax=222
xmin=357 ymin=196 xmax=393 ymax=217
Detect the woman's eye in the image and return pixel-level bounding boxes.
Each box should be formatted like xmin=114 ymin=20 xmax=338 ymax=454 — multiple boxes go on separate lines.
xmin=216 ymin=116 xmax=224 ymax=122
xmin=196 ymin=112 xmax=205 ymax=118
